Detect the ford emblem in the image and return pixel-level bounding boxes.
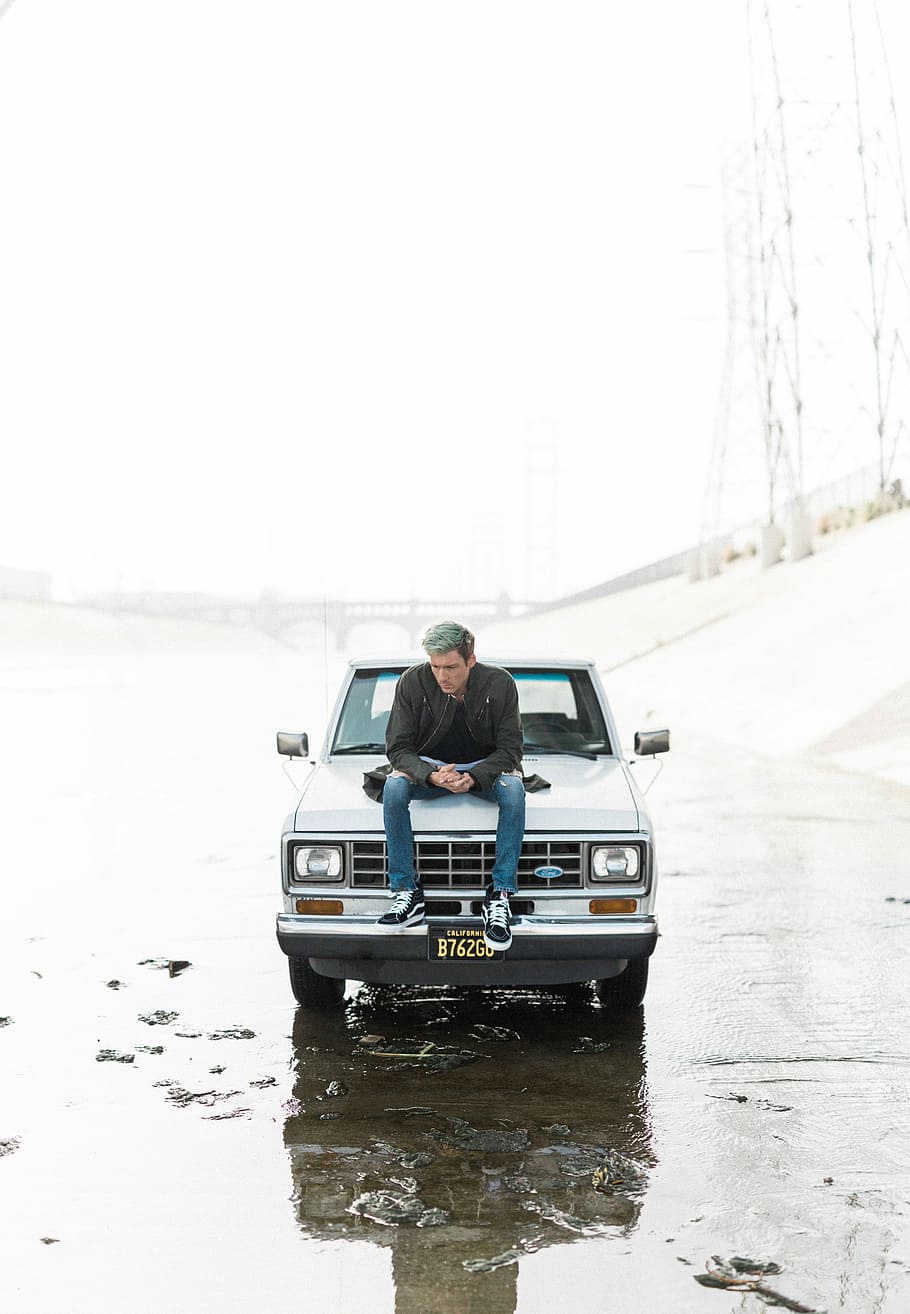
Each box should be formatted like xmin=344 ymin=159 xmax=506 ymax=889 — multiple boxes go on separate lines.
xmin=533 ymin=865 xmax=563 ymax=880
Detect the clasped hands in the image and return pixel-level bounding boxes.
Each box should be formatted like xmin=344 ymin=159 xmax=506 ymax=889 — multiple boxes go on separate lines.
xmin=428 ymin=764 xmax=475 ymax=793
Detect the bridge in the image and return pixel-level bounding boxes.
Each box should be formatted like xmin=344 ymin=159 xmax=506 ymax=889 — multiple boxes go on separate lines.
xmin=80 ymin=590 xmax=530 ymax=648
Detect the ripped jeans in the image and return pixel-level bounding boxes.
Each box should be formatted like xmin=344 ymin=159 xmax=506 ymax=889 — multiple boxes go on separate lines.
xmin=382 ymin=771 xmax=526 ymax=893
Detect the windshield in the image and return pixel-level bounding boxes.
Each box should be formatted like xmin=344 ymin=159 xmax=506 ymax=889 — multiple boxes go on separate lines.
xmin=331 ymin=667 xmax=612 ymax=755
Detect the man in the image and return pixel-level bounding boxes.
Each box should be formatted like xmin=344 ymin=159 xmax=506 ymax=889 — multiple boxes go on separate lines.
xmin=375 ymin=621 xmax=525 ymax=951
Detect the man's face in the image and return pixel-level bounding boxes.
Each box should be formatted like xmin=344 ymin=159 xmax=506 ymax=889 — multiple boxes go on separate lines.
xmin=429 ymin=649 xmax=476 ymax=698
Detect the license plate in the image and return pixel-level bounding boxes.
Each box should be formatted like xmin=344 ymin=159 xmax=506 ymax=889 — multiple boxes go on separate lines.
xmin=427 ymin=923 xmax=504 ymax=961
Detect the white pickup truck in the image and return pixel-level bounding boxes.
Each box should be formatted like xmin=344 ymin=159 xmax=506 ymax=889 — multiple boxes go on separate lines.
xmin=276 ymin=657 xmax=668 ymax=1010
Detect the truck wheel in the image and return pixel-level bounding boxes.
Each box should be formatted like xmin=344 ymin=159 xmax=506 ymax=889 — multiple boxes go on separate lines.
xmin=288 ymin=956 xmax=346 ymax=1010
xmin=595 ymin=958 xmax=648 ymax=1008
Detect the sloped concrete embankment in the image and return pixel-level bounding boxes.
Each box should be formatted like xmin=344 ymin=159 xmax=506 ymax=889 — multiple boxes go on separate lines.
xmin=486 ymin=509 xmax=910 ymax=789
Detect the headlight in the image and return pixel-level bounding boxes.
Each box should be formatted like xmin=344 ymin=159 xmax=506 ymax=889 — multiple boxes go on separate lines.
xmin=590 ymin=846 xmax=640 ymax=881
xmin=293 ymin=846 xmax=343 ymax=881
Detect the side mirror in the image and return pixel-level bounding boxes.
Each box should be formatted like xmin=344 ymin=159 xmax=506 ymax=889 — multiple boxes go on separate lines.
xmin=634 ymin=728 xmax=670 ymax=756
xmin=277 ymin=731 xmax=309 ymax=758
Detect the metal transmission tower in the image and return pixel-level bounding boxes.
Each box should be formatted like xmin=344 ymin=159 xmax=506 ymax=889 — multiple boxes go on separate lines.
xmin=747 ymin=0 xmax=811 ymax=557
xmin=522 ymin=419 xmax=559 ymax=603
xmin=701 ymin=149 xmax=766 ymax=564
xmin=847 ymin=0 xmax=910 ymax=495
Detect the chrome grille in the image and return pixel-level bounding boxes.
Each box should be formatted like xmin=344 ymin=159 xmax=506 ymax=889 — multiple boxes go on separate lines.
xmin=350 ymin=839 xmax=583 ymax=888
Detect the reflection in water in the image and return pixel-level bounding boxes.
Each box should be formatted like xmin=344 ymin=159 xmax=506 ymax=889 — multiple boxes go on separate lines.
xmin=283 ymin=985 xmax=653 ymax=1314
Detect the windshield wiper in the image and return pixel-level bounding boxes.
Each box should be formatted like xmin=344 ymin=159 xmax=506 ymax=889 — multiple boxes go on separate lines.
xmin=332 ymin=742 xmax=386 ymax=754
xmin=522 ymin=741 xmax=599 ymax=761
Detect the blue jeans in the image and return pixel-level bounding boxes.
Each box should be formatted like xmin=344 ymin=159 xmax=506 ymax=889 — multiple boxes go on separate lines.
xmin=383 ymin=772 xmax=526 ymax=893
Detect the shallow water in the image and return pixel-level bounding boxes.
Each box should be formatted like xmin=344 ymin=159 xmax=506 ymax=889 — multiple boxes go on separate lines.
xmin=1 ymin=646 xmax=909 ymax=1312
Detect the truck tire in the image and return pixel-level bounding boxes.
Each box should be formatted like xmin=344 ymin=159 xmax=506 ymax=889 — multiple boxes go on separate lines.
xmin=594 ymin=957 xmax=648 ymax=1008
xmin=288 ymin=956 xmax=346 ymax=1010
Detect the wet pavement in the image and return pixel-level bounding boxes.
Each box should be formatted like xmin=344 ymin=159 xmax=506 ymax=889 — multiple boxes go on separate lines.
xmin=2 ymin=650 xmax=910 ymax=1312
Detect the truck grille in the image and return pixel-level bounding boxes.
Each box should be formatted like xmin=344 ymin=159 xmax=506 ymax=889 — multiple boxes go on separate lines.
xmin=350 ymin=839 xmax=583 ymax=889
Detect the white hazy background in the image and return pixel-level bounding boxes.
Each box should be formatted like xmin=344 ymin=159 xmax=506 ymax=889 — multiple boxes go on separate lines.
xmin=1 ymin=0 xmax=908 ymax=605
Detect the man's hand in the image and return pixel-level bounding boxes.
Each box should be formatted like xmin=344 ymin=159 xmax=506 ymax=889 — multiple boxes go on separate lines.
xmin=449 ymin=772 xmax=475 ymax=793
xmin=429 ymin=765 xmax=475 ymax=793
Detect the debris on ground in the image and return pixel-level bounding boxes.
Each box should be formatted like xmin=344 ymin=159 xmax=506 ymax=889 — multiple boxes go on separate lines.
xmin=383 ymin=1106 xmax=439 ymax=1119
xmin=884 ymin=896 xmax=910 ymax=904
xmin=95 ymin=1049 xmax=135 ymax=1064
xmin=0 ymin=1137 xmax=21 ymax=1157
xmin=175 ymin=1030 xmax=202 ymax=1039
xmin=210 ymin=1066 xmax=226 ymax=1075
xmin=208 ymin=1027 xmax=256 ymax=1041
xmin=137 ymin=959 xmax=171 ymax=970
xmin=573 ymin=1037 xmax=612 ymax=1053
xmin=429 ymin=1118 xmax=530 ymax=1153
xmin=104 ymin=981 xmax=125 ymax=990
xmin=463 ymin=1248 xmax=525 ymax=1273
xmin=321 ymin=1080 xmax=348 ymax=1099
xmin=319 ymin=1111 xmax=341 ymax=1120
xmin=469 ymin=1024 xmax=521 ymax=1042
xmin=357 ymin=1034 xmax=385 ymax=1048
xmin=39 ymin=1237 xmax=60 ymax=1245
xmin=347 ymin=1190 xmax=449 ymax=1227
xmin=503 ymin=1173 xmax=534 ymax=1193
xmin=542 ymin=1123 xmax=571 ymax=1136
xmin=250 ymin=1076 xmax=277 ymax=1089
xmin=371 ymin=1140 xmax=435 ymax=1169
xmin=367 ymin=1038 xmax=482 ymax=1073
xmin=591 ymin=1149 xmax=648 ymax=1195
xmin=202 ymin=1107 xmax=252 ymax=1121
xmin=0 ymin=1017 xmax=13 ymax=1027
xmin=693 ymin=1256 xmax=824 ymax=1312
xmin=136 ymin=1045 xmax=164 ymax=1055
xmin=168 ymin=960 xmax=192 ymax=977
xmin=282 ymin=1097 xmax=303 ymax=1116
xmin=524 ymin=1201 xmax=611 ymax=1236
xmin=165 ymin=1087 xmax=242 ymax=1108
xmin=138 ymin=1010 xmax=179 ymax=1026
xmin=710 ymin=1092 xmax=793 ymax=1111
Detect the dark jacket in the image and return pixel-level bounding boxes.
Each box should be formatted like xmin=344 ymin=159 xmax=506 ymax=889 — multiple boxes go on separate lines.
xmin=362 ymin=661 xmax=549 ymax=801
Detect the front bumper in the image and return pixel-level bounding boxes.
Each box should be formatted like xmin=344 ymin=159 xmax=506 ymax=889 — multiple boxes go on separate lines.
xmin=276 ymin=912 xmax=657 ymax=984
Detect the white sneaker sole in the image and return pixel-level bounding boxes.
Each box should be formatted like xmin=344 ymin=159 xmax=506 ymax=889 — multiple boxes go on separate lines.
xmin=378 ymin=910 xmax=425 ymax=929
xmin=482 ymin=925 xmax=512 ymax=951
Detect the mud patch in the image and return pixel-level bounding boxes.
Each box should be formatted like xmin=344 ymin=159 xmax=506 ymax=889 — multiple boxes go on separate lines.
xmin=430 ymin=1119 xmax=530 ymax=1154
xmin=348 ymin=1190 xmax=449 ymax=1228
xmin=366 ymin=1039 xmax=483 ymax=1073
xmin=164 ymin=1087 xmax=243 ymax=1108
xmin=694 ymin=1256 xmax=822 ymax=1313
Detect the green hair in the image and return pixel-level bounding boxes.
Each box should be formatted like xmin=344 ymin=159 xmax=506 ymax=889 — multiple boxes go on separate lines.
xmin=421 ymin=621 xmax=475 ymax=661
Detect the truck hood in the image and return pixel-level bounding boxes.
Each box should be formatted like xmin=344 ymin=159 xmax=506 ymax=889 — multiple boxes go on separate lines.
xmin=293 ymin=756 xmax=641 ymax=833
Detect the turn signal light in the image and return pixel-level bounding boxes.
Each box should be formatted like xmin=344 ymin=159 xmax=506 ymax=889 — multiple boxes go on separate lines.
xmin=295 ymin=898 xmax=344 ymax=915
xmin=589 ymin=898 xmax=637 ymax=915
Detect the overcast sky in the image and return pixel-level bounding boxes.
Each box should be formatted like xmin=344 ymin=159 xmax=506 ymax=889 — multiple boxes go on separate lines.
xmin=1 ymin=1 xmax=907 ymax=603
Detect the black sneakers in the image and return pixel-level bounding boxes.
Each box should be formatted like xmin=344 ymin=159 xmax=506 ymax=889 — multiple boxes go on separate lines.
xmin=482 ymin=887 xmax=513 ymax=951
xmin=377 ymin=885 xmax=426 ymax=929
